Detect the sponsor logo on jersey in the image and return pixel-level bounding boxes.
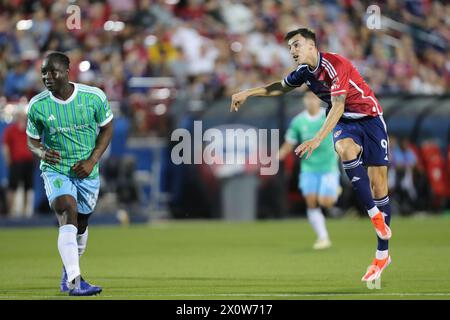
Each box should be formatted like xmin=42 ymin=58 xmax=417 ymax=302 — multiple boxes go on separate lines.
xmin=49 ymin=123 xmax=91 ymax=135
xmin=331 ymin=77 xmax=340 ymax=91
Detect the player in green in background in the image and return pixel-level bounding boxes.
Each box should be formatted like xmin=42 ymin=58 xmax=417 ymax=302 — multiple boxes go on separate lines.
xmin=278 ymin=91 xmax=340 ymax=250
xmin=26 ymin=52 xmax=113 ymax=296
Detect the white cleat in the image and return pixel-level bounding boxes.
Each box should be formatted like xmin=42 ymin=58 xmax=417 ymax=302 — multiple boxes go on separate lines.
xmin=313 ymin=238 xmax=332 ymax=250
xmin=361 ymin=256 xmax=392 ymax=282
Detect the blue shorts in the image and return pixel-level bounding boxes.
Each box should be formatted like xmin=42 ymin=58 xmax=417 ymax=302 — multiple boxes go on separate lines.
xmin=41 ymin=171 xmax=100 ymax=214
xmin=299 ymin=172 xmax=340 ymax=198
xmin=332 ymin=116 xmax=389 ymax=166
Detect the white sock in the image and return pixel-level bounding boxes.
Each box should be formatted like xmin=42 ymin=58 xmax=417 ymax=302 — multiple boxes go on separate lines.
xmin=368 ymin=206 xmax=380 ymax=218
xmin=68 ymin=275 xmax=81 ymax=290
xmin=376 ymin=250 xmax=389 ymax=260
xmin=307 ymin=208 xmax=329 ymax=241
xmin=58 ymin=224 xmax=81 ymax=282
xmin=77 ymin=227 xmax=88 ymax=257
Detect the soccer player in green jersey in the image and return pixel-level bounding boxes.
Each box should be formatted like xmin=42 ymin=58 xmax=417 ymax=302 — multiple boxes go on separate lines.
xmin=26 ymin=52 xmax=113 ymax=296
xmin=278 ymin=91 xmax=339 ymax=250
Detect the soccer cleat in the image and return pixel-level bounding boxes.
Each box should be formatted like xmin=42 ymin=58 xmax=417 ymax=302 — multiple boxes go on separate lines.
xmin=60 ymin=266 xmax=102 ymax=295
xmin=361 ymin=256 xmax=392 ymax=282
xmin=69 ymin=282 xmax=103 ymax=296
xmin=60 ymin=267 xmax=69 ymax=292
xmin=313 ymin=238 xmax=332 ymax=250
xmin=371 ymin=212 xmax=392 ymax=240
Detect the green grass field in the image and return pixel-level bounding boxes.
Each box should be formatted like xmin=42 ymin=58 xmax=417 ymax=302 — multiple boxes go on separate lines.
xmin=1 ymin=215 xmax=450 ymax=300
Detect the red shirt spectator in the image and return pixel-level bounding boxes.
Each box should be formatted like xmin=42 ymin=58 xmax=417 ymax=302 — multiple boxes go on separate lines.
xmin=2 ymin=117 xmax=33 ymax=163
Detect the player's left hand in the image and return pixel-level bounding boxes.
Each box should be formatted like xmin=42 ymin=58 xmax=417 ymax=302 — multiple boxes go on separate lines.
xmin=295 ymin=138 xmax=321 ymax=159
xmin=72 ymin=159 xmax=95 ymax=179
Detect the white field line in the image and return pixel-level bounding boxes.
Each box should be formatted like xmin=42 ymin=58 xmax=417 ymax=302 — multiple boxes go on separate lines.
xmin=1 ymin=292 xmax=450 ymax=299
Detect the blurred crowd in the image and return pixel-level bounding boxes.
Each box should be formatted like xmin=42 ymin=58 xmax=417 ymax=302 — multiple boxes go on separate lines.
xmin=387 ymin=135 xmax=431 ymax=214
xmin=1 ymin=0 xmax=449 ymax=219
xmin=0 ymin=0 xmax=449 ymax=110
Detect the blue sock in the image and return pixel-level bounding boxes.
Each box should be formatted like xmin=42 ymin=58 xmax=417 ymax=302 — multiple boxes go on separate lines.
xmin=342 ymin=158 xmax=376 ymax=213
xmin=374 ymin=196 xmax=391 ymax=251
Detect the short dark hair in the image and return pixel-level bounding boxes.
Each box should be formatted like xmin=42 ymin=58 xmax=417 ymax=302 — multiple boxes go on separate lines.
xmin=45 ymin=51 xmax=70 ymax=69
xmin=284 ymin=28 xmax=316 ymax=45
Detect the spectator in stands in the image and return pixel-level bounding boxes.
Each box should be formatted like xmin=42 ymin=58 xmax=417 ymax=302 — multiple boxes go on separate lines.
xmin=0 ymin=0 xmax=448 ymax=221
xmin=0 ymin=0 xmax=448 ymax=135
xmin=3 ymin=61 xmax=31 ymax=100
xmin=1 ymin=107 xmax=35 ymax=217
xmin=390 ymin=137 xmax=418 ymax=214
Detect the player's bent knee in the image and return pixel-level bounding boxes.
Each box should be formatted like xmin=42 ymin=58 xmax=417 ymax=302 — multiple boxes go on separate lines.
xmin=368 ymin=167 xmax=388 ymax=198
xmin=53 ymin=203 xmax=77 ymax=217
xmin=318 ymin=198 xmax=336 ymax=209
xmin=52 ymin=195 xmax=78 ymax=225
xmin=305 ymin=195 xmax=318 ymax=208
xmin=371 ymin=183 xmax=388 ymax=199
xmin=77 ymin=220 xmax=88 ymax=234
xmin=335 ymin=139 xmax=361 ymax=161
xmin=77 ymin=213 xmax=91 ymax=234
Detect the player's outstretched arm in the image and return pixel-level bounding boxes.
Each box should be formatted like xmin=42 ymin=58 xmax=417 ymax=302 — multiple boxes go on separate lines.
xmin=27 ymin=136 xmax=61 ymax=164
xmin=277 ymin=142 xmax=294 ymax=161
xmin=230 ymin=81 xmax=293 ymax=112
xmin=72 ymin=121 xmax=113 ymax=179
xmin=295 ymin=94 xmax=346 ymax=159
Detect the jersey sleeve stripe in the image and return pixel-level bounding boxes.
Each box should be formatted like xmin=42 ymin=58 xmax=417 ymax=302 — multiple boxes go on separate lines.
xmin=26 ymin=130 xmax=40 ymax=139
xmin=284 ymin=135 xmax=298 ymax=145
xmin=322 ymin=58 xmax=337 ymax=77
xmin=78 ymin=85 xmax=107 ymax=102
xmin=321 ymin=63 xmax=336 ymax=79
xmin=331 ymin=89 xmax=347 ymax=95
xmin=28 ymin=92 xmax=50 ymax=108
xmin=342 ymin=111 xmax=370 ymax=119
xmin=98 ymin=113 xmax=113 ymax=127
xmin=283 ymin=78 xmax=300 ymax=88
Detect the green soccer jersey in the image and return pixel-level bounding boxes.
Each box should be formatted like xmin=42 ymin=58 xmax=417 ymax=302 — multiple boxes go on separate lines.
xmin=26 ymin=83 xmax=113 ymax=179
xmin=285 ymin=108 xmax=338 ymax=173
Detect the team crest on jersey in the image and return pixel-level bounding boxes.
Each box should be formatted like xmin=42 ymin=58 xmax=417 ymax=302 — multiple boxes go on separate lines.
xmin=53 ymin=178 xmax=63 ymax=189
xmin=334 ymin=130 xmax=342 ymax=138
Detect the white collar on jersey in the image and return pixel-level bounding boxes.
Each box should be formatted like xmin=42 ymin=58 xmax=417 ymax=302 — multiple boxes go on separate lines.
xmin=48 ymin=82 xmax=78 ymax=104
xmin=307 ymin=51 xmax=322 ymax=74
xmin=303 ymin=108 xmax=324 ymax=121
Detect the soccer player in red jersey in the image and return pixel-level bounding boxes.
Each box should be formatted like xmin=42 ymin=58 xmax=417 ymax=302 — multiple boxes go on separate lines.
xmin=231 ymin=28 xmax=392 ymax=282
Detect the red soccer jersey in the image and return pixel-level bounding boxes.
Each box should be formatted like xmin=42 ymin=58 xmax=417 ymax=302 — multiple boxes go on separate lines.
xmin=2 ymin=122 xmax=34 ymax=162
xmin=283 ymin=51 xmax=383 ymax=119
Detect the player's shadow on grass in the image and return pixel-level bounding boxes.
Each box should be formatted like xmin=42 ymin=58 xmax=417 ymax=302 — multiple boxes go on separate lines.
xmin=95 ymin=276 xmax=235 ymax=281
xmin=288 ymin=247 xmax=340 ymax=254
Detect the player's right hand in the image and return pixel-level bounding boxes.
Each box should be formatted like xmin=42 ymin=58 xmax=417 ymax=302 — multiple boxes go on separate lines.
xmin=230 ymin=91 xmax=248 ymax=112
xmin=42 ymin=148 xmax=61 ymax=165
